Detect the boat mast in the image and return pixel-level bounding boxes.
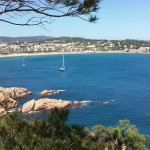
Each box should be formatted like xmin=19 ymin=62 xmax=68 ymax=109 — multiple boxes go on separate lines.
xmin=22 ymin=56 xmax=25 ymax=66
xmin=62 ymin=53 xmax=65 ymax=69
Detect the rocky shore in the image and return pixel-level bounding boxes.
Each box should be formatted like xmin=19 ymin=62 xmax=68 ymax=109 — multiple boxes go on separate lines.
xmin=0 ymin=87 xmax=81 ymax=118
xmin=0 ymin=87 xmax=32 ymax=100
xmin=21 ymin=98 xmax=80 ymax=113
xmin=40 ymin=89 xmax=65 ymax=96
xmin=0 ymin=87 xmax=32 ymax=117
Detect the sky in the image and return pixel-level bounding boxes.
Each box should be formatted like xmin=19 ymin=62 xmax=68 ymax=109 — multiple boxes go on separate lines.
xmin=0 ymin=0 xmax=150 ymax=40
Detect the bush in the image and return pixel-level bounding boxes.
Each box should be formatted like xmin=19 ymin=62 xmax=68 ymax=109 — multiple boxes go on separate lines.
xmin=0 ymin=109 xmax=148 ymax=150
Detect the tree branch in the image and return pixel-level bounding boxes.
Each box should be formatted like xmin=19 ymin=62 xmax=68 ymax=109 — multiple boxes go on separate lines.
xmin=0 ymin=0 xmax=101 ymax=28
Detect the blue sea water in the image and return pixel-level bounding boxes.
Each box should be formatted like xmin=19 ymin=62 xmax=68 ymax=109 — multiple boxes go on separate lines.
xmin=0 ymin=53 xmax=150 ymax=146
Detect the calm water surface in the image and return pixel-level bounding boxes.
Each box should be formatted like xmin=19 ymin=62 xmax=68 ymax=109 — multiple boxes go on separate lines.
xmin=0 ymin=53 xmax=150 ymax=146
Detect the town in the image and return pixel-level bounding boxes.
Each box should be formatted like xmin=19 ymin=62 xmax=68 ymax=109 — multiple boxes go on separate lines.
xmin=0 ymin=37 xmax=150 ymax=55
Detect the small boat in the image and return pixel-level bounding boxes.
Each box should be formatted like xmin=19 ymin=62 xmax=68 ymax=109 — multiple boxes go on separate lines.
xmin=59 ymin=67 xmax=65 ymax=71
xmin=59 ymin=52 xmax=65 ymax=71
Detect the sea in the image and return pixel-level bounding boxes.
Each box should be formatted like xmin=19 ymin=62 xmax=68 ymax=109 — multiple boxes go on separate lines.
xmin=0 ymin=53 xmax=150 ymax=147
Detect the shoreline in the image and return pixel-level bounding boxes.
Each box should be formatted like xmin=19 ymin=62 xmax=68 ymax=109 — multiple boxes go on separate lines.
xmin=0 ymin=50 xmax=148 ymax=58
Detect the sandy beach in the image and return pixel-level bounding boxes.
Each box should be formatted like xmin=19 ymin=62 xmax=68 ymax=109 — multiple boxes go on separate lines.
xmin=0 ymin=50 xmax=146 ymax=58
xmin=0 ymin=52 xmax=60 ymax=58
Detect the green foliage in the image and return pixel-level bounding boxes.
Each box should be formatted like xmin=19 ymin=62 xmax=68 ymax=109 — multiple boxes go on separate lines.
xmin=0 ymin=113 xmax=40 ymax=150
xmin=91 ymin=120 xmax=148 ymax=150
xmin=48 ymin=108 xmax=69 ymax=126
xmin=0 ymin=0 xmax=101 ymax=26
xmin=0 ymin=110 xmax=148 ymax=150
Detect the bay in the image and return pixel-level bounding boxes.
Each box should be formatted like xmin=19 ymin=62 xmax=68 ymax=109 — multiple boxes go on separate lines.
xmin=0 ymin=53 xmax=150 ymax=147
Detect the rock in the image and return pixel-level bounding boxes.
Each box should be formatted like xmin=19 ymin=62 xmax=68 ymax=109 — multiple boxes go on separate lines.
xmin=34 ymin=99 xmax=48 ymax=111
xmin=40 ymin=90 xmax=65 ymax=96
xmin=0 ymin=107 xmax=7 ymax=118
xmin=27 ymin=91 xmax=32 ymax=96
xmin=5 ymin=98 xmax=18 ymax=109
xmin=22 ymin=99 xmax=35 ymax=113
xmin=34 ymin=98 xmax=71 ymax=111
xmin=18 ymin=109 xmax=22 ymax=113
xmin=0 ymin=87 xmax=32 ymax=100
xmin=0 ymin=96 xmax=18 ymax=110
xmin=9 ymin=87 xmax=32 ymax=100
xmin=0 ymin=91 xmax=8 ymax=101
xmin=0 ymin=87 xmax=31 ymax=111
xmin=72 ymin=101 xmax=81 ymax=107
xmin=21 ymin=98 xmax=72 ymax=113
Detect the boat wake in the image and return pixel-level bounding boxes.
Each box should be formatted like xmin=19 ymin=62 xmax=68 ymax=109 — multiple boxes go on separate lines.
xmin=80 ymin=100 xmax=92 ymax=106
xmin=28 ymin=110 xmax=41 ymax=114
xmin=7 ymin=108 xmax=18 ymax=113
xmin=80 ymin=99 xmax=115 ymax=107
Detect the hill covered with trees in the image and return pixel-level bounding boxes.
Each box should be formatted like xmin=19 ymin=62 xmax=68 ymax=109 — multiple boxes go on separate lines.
xmin=0 ymin=36 xmax=53 ymax=43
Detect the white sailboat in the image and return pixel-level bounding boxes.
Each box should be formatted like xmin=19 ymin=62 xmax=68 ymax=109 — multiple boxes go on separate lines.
xmin=59 ymin=52 xmax=65 ymax=71
xmin=22 ymin=56 xmax=26 ymax=66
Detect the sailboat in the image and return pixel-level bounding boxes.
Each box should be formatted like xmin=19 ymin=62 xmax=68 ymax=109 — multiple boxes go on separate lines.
xmin=59 ymin=51 xmax=65 ymax=71
xmin=22 ymin=56 xmax=26 ymax=66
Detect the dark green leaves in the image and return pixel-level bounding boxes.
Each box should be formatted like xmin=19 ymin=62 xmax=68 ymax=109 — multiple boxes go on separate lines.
xmin=0 ymin=111 xmax=148 ymax=150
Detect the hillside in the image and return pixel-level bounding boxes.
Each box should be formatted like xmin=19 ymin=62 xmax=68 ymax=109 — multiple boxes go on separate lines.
xmin=0 ymin=36 xmax=53 ymax=43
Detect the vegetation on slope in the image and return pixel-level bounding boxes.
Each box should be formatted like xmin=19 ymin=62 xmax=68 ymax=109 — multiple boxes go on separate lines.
xmin=0 ymin=108 xmax=148 ymax=150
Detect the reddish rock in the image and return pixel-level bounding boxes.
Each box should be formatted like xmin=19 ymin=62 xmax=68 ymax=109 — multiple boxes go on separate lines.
xmin=40 ymin=90 xmax=65 ymax=96
xmin=18 ymin=109 xmax=22 ymax=113
xmin=72 ymin=101 xmax=81 ymax=107
xmin=0 ymin=91 xmax=7 ymax=101
xmin=0 ymin=107 xmax=7 ymax=118
xmin=0 ymin=87 xmax=32 ymax=111
xmin=0 ymin=87 xmax=32 ymax=100
xmin=22 ymin=99 xmax=35 ymax=113
xmin=21 ymin=98 xmax=72 ymax=113
xmin=0 ymin=96 xmax=18 ymax=110
xmin=33 ymin=98 xmax=71 ymax=111
xmin=34 ymin=99 xmax=49 ymax=111
xmin=5 ymin=98 xmax=18 ymax=109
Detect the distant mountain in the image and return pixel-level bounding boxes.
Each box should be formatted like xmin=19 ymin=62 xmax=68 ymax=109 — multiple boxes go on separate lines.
xmin=0 ymin=36 xmax=54 ymax=43
xmin=48 ymin=36 xmax=99 ymax=43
